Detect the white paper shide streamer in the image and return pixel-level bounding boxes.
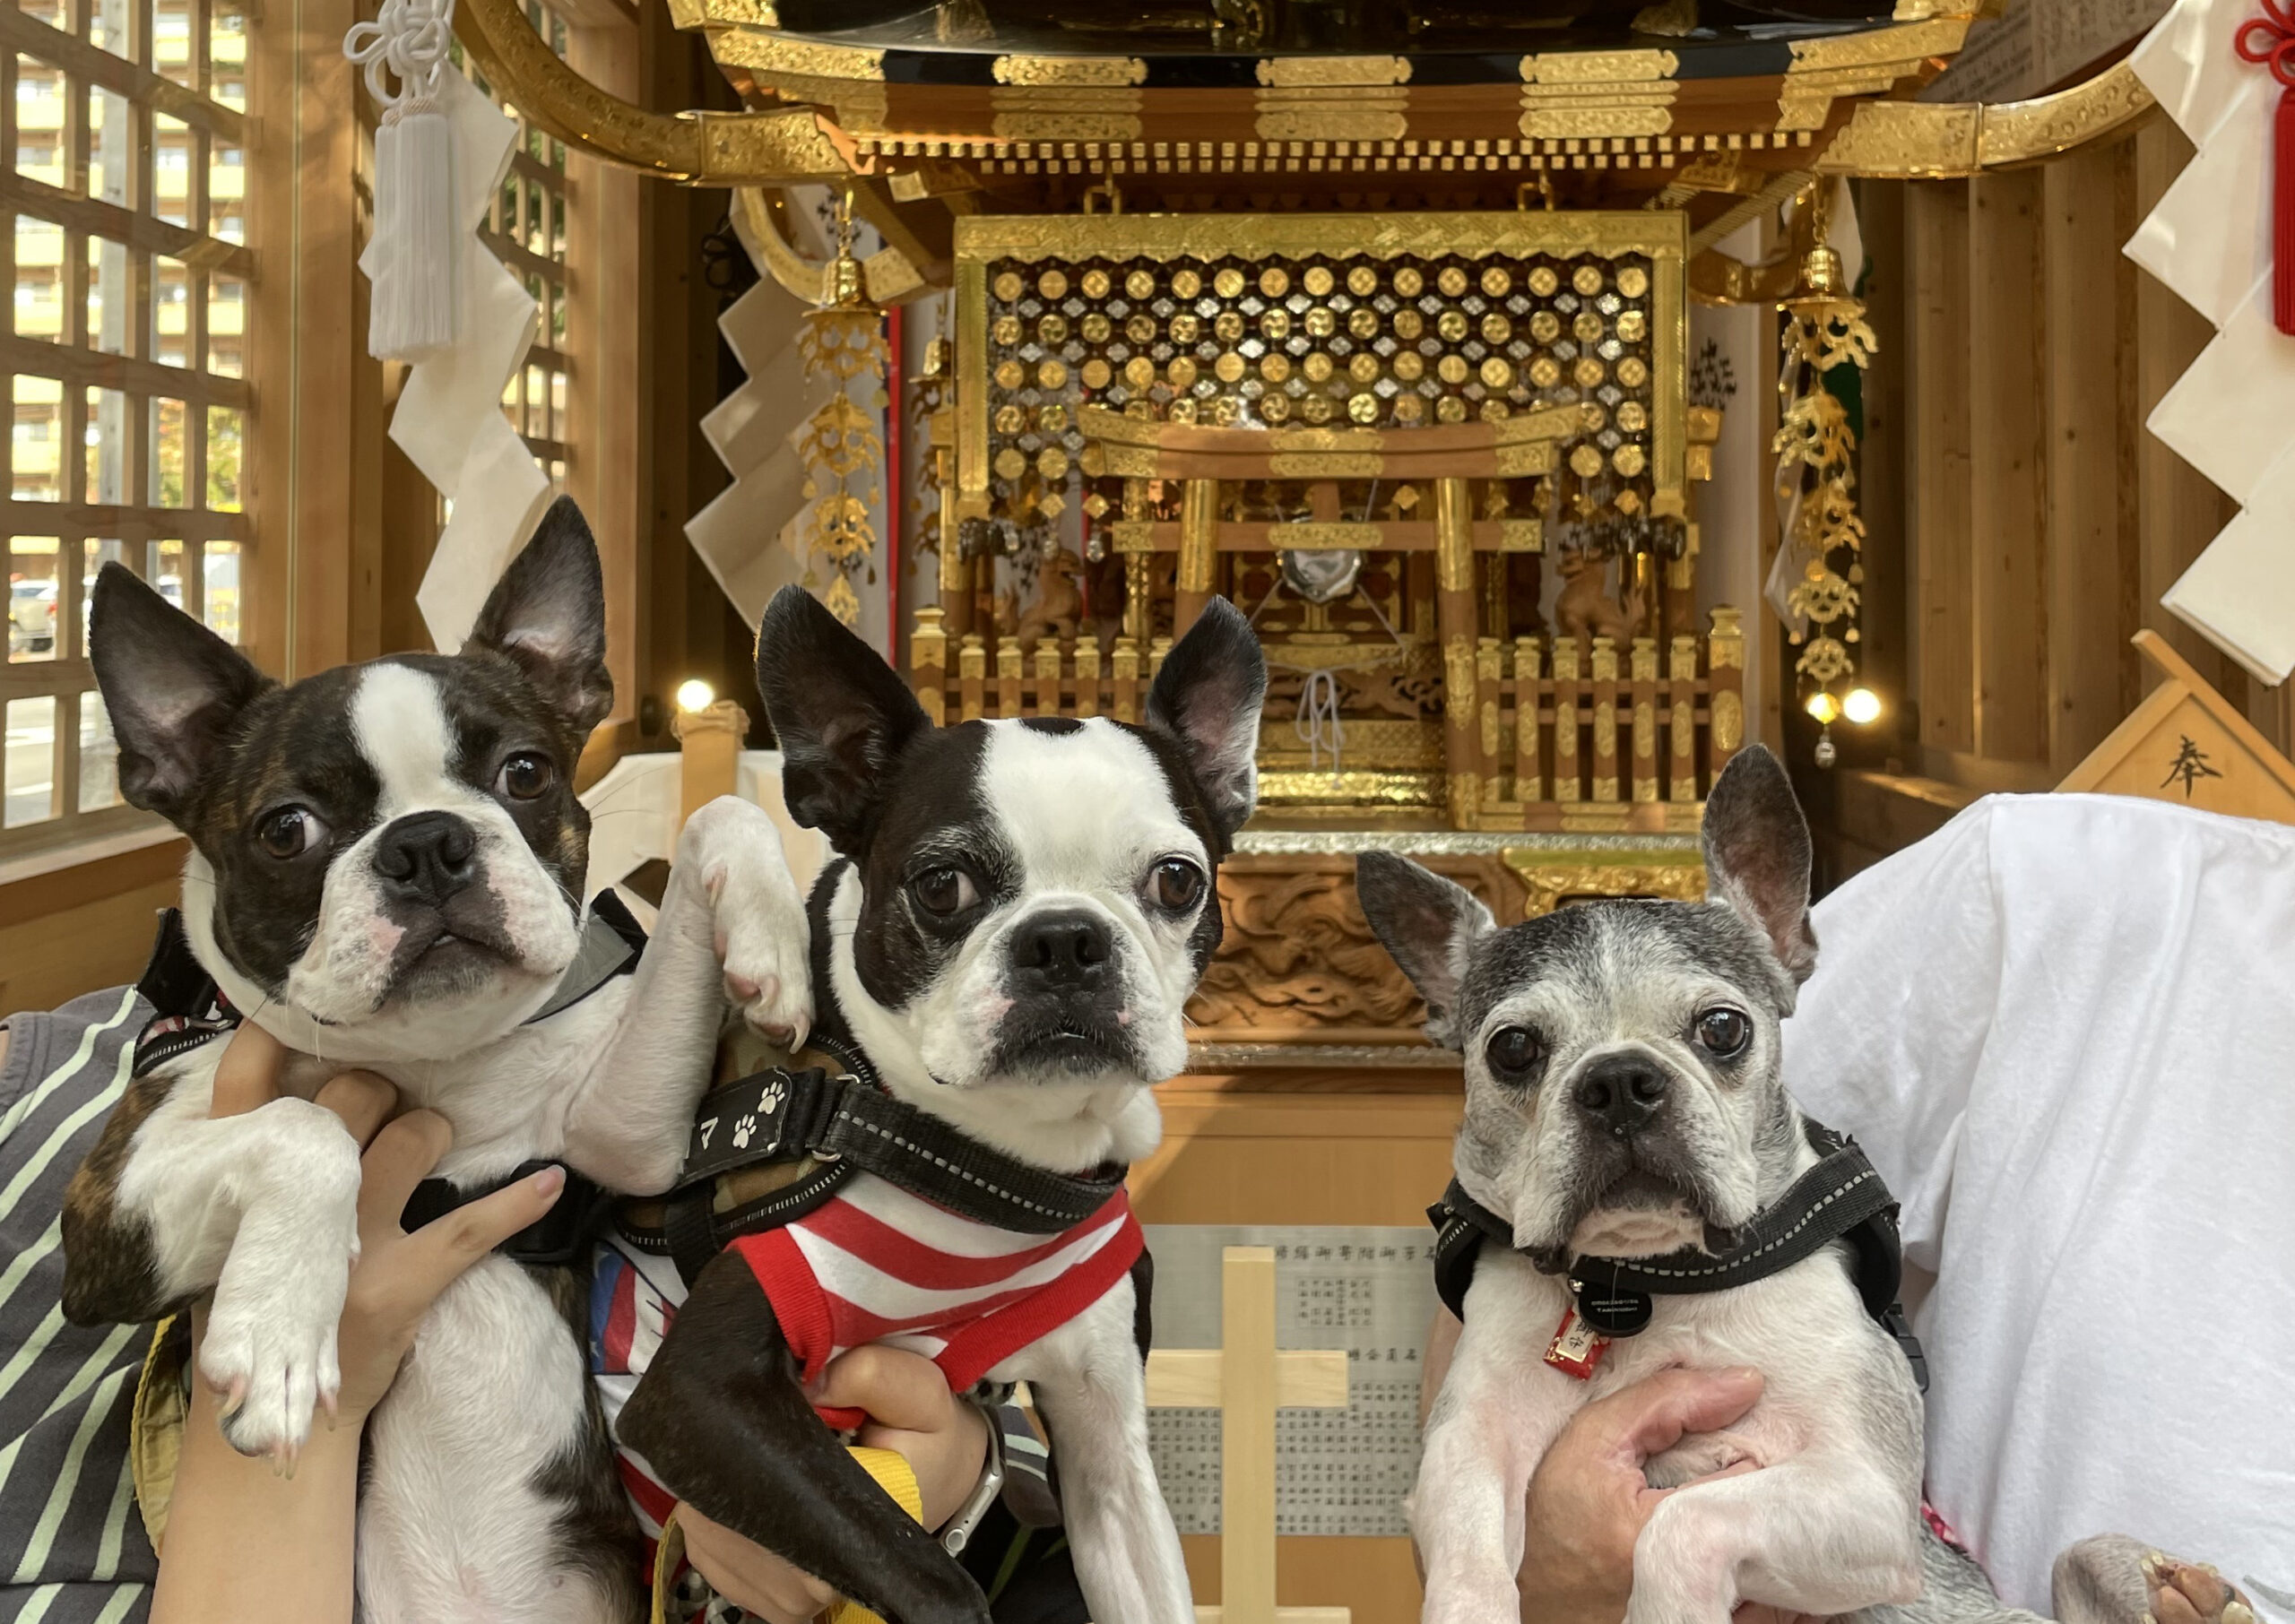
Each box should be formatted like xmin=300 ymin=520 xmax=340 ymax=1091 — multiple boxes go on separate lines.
xmin=344 ymin=0 xmax=550 ymax=652
xmin=2126 ymin=0 xmax=2295 ymax=684
xmin=346 ymin=0 xmax=460 ymax=361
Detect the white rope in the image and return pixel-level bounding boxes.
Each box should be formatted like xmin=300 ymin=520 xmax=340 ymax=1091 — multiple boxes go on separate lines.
xmin=343 ymin=0 xmax=462 ymax=361
xmin=344 ymin=0 xmax=456 ymax=117
xmin=1295 ymin=668 xmax=1346 ymax=777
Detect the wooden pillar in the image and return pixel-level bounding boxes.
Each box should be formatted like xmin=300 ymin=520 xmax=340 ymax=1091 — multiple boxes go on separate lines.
xmin=2042 ymin=142 xmax=2139 ymax=776
xmin=1708 ymin=606 xmax=1746 ymax=782
xmin=1221 ymin=1246 xmax=1278 ymax=1624
xmin=910 ymin=605 xmax=948 ymax=726
xmin=1910 ymin=180 xmax=1975 ymax=757
xmin=1435 ymin=476 xmax=1481 ymax=827
xmin=672 ymin=700 xmax=747 ymax=834
xmin=1968 ymin=171 xmax=2048 ymax=765
xmin=938 ymin=471 xmax=974 ymax=643
xmin=1175 ymin=478 xmax=1220 ymax=635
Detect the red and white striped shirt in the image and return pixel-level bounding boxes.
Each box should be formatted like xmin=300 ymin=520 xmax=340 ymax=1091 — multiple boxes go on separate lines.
xmin=731 ymin=1176 xmax=1143 ymax=1430
xmin=589 ymin=1173 xmax=1142 ymax=1542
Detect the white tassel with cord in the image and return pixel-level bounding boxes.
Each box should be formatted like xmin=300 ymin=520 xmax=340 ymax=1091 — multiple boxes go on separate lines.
xmin=347 ymin=0 xmax=460 ymax=362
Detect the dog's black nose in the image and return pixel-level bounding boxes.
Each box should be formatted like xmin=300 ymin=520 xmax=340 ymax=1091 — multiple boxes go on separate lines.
xmin=1012 ymin=909 xmax=1112 ymax=988
xmin=1573 ymin=1056 xmax=1668 ymax=1138
xmin=373 ymin=811 xmax=479 ymax=906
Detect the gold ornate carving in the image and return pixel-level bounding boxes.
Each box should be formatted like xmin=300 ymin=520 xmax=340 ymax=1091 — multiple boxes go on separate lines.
xmin=1816 ymin=61 xmax=2152 ymax=177
xmin=1500 ymin=850 xmax=1706 ymax=916
xmin=1257 ymin=56 xmax=1413 ymax=86
xmin=1268 ymin=453 xmax=1386 ymax=479
xmin=991 ymin=54 xmax=1147 ymax=86
xmin=1256 ymin=769 xmax=1444 ymax=808
xmin=1443 ymin=637 xmax=1478 ymax=731
xmin=1711 ymin=690 xmax=1745 ymax=752
xmin=733 ymin=187 xmax=922 ymax=308
xmin=717 ymin=33 xmax=886 ymax=80
xmin=1184 ymin=860 xmax=1506 ymax=1037
xmin=1256 ymin=96 xmax=1410 ymax=143
xmin=991 ymin=107 xmax=1146 ymax=142
xmin=1521 ymin=102 xmax=1676 ymax=139
xmin=1785 ymin=17 xmax=1967 ymax=70
xmin=456 ymin=0 xmax=855 ymax=185
xmin=1521 ymin=49 xmax=1680 ymax=82
xmin=1266 ymin=522 xmax=1387 ymax=550
xmin=953 ymin=212 xmax=1687 ymax=268
xmin=666 ymin=0 xmax=776 ymax=23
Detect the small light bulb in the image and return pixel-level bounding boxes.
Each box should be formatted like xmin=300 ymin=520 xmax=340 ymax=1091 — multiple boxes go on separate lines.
xmin=1842 ymin=687 xmax=1882 ymax=726
xmin=675 ymin=678 xmax=716 ymax=713
xmin=1805 ymin=691 xmax=1842 ymax=726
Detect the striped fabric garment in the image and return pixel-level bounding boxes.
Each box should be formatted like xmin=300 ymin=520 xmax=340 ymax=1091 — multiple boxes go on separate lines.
xmin=0 ymin=987 xmax=159 ymax=1624
xmin=730 ymin=1176 xmax=1144 ymax=1430
xmin=589 ymin=1173 xmax=1136 ymax=1552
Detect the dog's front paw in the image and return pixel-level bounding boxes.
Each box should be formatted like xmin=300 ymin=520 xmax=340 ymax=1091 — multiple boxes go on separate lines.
xmin=680 ymin=796 xmax=813 ymax=1047
xmin=199 ymin=1128 xmax=362 ymax=1465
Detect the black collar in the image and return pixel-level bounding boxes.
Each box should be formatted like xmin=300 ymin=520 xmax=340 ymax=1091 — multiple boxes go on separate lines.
xmin=1428 ymin=1118 xmax=1926 ymax=1386
xmin=619 ymin=1030 xmax=1134 ymax=1284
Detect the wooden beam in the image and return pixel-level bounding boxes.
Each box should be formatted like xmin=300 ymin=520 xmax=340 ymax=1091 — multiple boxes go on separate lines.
xmin=1143 ymin=1349 xmax=1352 ymax=1410
xmin=2041 ymin=140 xmax=2135 ymax=775
xmin=1908 ymin=180 xmax=1973 ymax=756
xmin=1967 ymin=170 xmax=2048 ymax=765
xmin=1222 ymin=1247 xmax=1279 ymax=1624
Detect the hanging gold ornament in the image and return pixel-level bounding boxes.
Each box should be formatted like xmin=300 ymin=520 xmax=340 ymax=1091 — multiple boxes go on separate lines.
xmin=1771 ymin=181 xmax=1876 ymax=710
xmin=794 ymin=190 xmax=889 ymax=627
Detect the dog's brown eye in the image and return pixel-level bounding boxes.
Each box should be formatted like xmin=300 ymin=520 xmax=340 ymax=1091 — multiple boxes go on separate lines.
xmin=255 ymin=806 xmax=324 ymax=860
xmin=913 ymin=866 xmax=978 ymax=916
xmin=1695 ymin=1007 xmax=1751 ymax=1058
xmin=1485 ymin=1025 xmax=1544 ymax=1080
xmin=1148 ymin=858 xmax=1206 ymax=913
xmin=496 ymin=753 xmax=554 ymax=800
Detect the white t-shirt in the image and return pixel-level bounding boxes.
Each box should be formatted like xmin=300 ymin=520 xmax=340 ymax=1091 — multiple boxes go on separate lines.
xmin=1781 ymin=793 xmax=2295 ymax=1616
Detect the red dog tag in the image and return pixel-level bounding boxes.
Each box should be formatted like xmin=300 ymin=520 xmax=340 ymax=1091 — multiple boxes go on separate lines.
xmin=1544 ymin=1307 xmax=1610 ymax=1380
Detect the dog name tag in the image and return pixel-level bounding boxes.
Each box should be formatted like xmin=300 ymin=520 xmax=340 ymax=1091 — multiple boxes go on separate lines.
xmin=1544 ymin=1308 xmax=1610 ymax=1380
xmin=1572 ymin=1282 xmax=1654 ymax=1338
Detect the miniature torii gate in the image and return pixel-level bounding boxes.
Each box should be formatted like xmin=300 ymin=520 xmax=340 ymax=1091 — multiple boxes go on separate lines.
xmin=1144 ymin=1246 xmax=1353 ymax=1624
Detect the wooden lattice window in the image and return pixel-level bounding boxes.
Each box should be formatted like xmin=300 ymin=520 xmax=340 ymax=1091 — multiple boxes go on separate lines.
xmin=0 ymin=0 xmax=249 ymax=859
xmin=458 ymin=8 xmax=570 ymax=488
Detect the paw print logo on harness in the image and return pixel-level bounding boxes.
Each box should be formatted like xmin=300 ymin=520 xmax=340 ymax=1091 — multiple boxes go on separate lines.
xmin=732 ymin=1077 xmax=789 ymax=1152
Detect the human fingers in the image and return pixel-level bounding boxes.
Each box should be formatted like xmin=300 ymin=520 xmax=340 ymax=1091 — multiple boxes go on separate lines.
xmin=814 ymin=1344 xmax=958 ymax=1435
xmin=1583 ymin=1366 xmax=1764 ymax=1463
xmin=677 ymin=1501 xmax=837 ymax=1624
xmin=352 ymin=1110 xmax=455 ymax=1255
xmin=390 ymin=1163 xmax=563 ymax=1303
xmin=207 ymin=1021 xmax=288 ymax=1119
xmin=311 ymin=1071 xmax=397 ymax=1151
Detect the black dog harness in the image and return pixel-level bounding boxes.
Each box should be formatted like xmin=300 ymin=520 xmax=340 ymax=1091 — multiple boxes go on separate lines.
xmin=615 ymin=1032 xmax=1133 ymax=1286
xmin=129 ymin=896 xmax=647 ymax=1267
xmin=1427 ymin=1119 xmax=1928 ymax=1389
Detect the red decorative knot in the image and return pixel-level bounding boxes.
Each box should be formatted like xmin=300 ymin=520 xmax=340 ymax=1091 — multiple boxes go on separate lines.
xmin=2238 ymin=0 xmax=2295 ymax=333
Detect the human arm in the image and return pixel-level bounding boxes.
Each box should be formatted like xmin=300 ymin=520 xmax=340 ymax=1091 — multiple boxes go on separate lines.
xmin=1420 ymin=1309 xmax=1807 ymax=1624
xmin=150 ymin=1025 xmax=565 ymax=1624
xmin=674 ymin=1345 xmax=993 ymax=1624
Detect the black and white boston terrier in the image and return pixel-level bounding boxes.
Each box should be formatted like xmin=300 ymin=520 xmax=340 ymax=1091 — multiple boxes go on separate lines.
xmin=612 ymin=584 xmax=1269 ymax=1624
xmin=59 ymin=497 xmax=812 ymax=1623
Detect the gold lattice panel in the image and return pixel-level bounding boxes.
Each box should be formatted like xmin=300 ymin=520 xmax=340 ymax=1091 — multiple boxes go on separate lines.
xmin=953 ymin=212 xmax=1686 ymax=524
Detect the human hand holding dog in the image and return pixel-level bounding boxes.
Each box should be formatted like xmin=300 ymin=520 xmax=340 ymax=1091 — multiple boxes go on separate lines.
xmin=675 ymin=1345 xmax=992 ymax=1624
xmin=153 ymin=1023 xmax=566 ymax=1624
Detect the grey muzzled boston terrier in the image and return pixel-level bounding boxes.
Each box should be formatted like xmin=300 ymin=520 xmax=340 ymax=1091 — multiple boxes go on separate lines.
xmin=57 ymin=497 xmax=813 ymax=1623
xmin=1359 ymin=746 xmax=2038 ymax=1624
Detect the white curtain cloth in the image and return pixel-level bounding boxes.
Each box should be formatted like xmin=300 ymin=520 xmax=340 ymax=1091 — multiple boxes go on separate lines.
xmin=1783 ymin=794 xmax=2295 ymax=1615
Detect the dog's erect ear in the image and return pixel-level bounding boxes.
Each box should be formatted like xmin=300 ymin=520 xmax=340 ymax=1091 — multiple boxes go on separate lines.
xmin=88 ymin=562 xmax=272 ymax=824
xmin=1702 ymin=744 xmax=1817 ymax=984
xmin=1146 ymin=598 xmax=1268 ymax=840
xmin=1355 ymin=851 xmax=1495 ymax=1048
xmin=464 ymin=496 xmax=613 ymax=738
xmin=755 ymin=584 xmax=931 ymax=854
